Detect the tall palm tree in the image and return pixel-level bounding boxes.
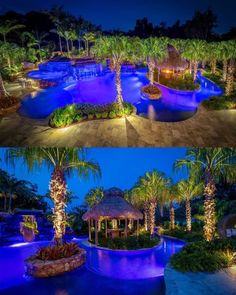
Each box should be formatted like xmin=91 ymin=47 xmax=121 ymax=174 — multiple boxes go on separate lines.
xmin=130 ymin=184 xmax=150 ymax=231
xmin=225 ymin=40 xmax=236 ymax=96
xmin=92 ymin=36 xmax=131 ymax=105
xmin=183 ymin=39 xmax=206 ymax=80
xmin=206 ymin=42 xmax=220 ymax=75
xmin=138 ymin=170 xmax=167 ymax=234
xmin=5 ymin=148 xmax=101 ymax=244
xmin=0 ymin=20 xmax=25 ymax=43
xmin=219 ymin=41 xmax=231 ymax=82
xmin=83 ymin=32 xmax=96 ymax=56
xmin=165 ymin=184 xmax=178 ymax=230
xmin=176 ymin=176 xmax=203 ymax=232
xmin=174 ymin=148 xmax=236 ymax=241
xmin=137 ymin=37 xmax=167 ymax=84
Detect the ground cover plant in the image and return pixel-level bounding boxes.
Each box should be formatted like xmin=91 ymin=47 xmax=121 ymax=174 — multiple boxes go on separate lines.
xmin=170 ymin=238 xmax=236 ymax=272
xmin=50 ymin=102 xmax=134 ymax=128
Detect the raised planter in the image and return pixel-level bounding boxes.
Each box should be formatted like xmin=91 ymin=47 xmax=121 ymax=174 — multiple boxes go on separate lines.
xmin=25 ymin=249 xmax=86 ymax=278
xmin=0 ymin=102 xmax=20 ymax=116
xmin=141 ymin=85 xmax=162 ymax=100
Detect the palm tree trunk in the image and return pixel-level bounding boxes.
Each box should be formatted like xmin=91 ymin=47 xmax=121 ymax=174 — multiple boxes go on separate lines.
xmin=0 ymin=73 xmax=9 ymax=100
xmin=115 ymin=63 xmax=123 ymax=105
xmin=186 ymin=198 xmax=191 ymax=232
xmin=50 ymin=166 xmax=67 ymax=245
xmin=210 ymin=59 xmax=216 ymax=74
xmin=193 ymin=61 xmax=198 ymax=81
xmin=8 ymin=193 xmax=12 ymax=213
xmin=58 ymin=35 xmax=62 ymax=53
xmin=4 ymin=193 xmax=7 ymax=211
xmin=169 ymin=203 xmax=175 ymax=230
xmin=149 ymin=200 xmax=157 ymax=234
xmin=160 ymin=204 xmax=164 ymax=218
xmin=222 ymin=59 xmax=228 ymax=82
xmin=189 ymin=61 xmax=193 ymax=74
xmin=66 ymin=39 xmax=70 ymax=54
xmin=78 ymin=38 xmax=81 ymax=52
xmin=148 ymin=62 xmax=155 ymax=85
xmin=225 ymin=60 xmax=234 ymax=96
xmin=202 ymin=60 xmax=206 ymax=69
xmin=203 ymin=173 xmax=216 ymax=241
xmin=144 ymin=202 xmax=149 ymax=231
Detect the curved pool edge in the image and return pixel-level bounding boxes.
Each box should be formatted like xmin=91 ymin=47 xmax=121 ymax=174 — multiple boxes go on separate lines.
xmin=79 ymin=238 xmax=163 ymax=254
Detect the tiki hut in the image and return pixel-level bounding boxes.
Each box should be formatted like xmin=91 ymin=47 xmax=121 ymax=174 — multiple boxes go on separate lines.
xmin=157 ymin=45 xmax=188 ymax=78
xmin=82 ymin=187 xmax=143 ymax=245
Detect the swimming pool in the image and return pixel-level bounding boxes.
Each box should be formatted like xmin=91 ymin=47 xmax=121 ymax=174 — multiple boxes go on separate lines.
xmin=0 ymin=236 xmax=184 ymax=295
xmin=20 ymin=68 xmax=222 ymax=121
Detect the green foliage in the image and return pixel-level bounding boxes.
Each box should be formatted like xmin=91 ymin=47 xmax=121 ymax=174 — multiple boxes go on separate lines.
xmin=96 ymin=233 xmax=160 ymax=250
xmin=156 ymin=72 xmax=199 ymax=91
xmin=50 ymin=102 xmax=133 ymax=128
xmin=35 ymin=242 xmax=81 ymax=261
xmin=171 ymin=238 xmax=236 ymax=272
xmin=164 ymin=227 xmax=204 ymax=242
xmin=202 ymin=95 xmax=236 ymax=110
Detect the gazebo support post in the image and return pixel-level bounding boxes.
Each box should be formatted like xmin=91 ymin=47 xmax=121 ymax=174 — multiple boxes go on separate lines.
xmin=105 ymin=219 xmax=108 ymax=238
xmin=125 ymin=218 xmax=128 ymax=237
xmin=95 ymin=219 xmax=98 ymax=245
xmin=88 ymin=219 xmax=91 ymax=241
xmin=137 ymin=219 xmax=139 ymax=236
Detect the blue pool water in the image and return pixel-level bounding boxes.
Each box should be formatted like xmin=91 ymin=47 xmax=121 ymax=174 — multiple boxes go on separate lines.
xmin=0 ymin=236 xmax=185 ymax=295
xmin=20 ymin=68 xmax=222 ymax=121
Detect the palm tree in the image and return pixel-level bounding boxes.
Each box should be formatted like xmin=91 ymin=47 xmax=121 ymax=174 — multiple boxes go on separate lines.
xmin=83 ymin=32 xmax=96 ymax=56
xmin=5 ymin=148 xmax=101 ymax=244
xmin=138 ymin=170 xmax=167 ymax=234
xmin=92 ymin=36 xmax=131 ymax=105
xmin=219 ymin=41 xmax=231 ymax=82
xmin=176 ymin=176 xmax=203 ymax=232
xmin=0 ymin=20 xmax=25 ymax=43
xmin=225 ymin=40 xmax=236 ymax=96
xmin=165 ymin=184 xmax=178 ymax=230
xmin=68 ymin=30 xmax=77 ymax=52
xmin=137 ymin=37 xmax=167 ymax=84
xmin=174 ymin=148 xmax=236 ymax=241
xmin=207 ymin=42 xmax=220 ymax=75
xmin=183 ymin=39 xmax=206 ymax=80
xmin=130 ymin=184 xmax=150 ymax=231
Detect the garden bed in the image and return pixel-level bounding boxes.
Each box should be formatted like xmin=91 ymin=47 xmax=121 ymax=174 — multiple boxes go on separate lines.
xmin=49 ymin=102 xmax=135 ymax=128
xmin=0 ymin=97 xmax=20 ymax=115
xmin=90 ymin=233 xmax=160 ymax=250
xmin=25 ymin=242 xmax=86 ymax=278
xmin=141 ymin=84 xmax=162 ymax=100
xmin=154 ymin=72 xmax=200 ymax=91
xmin=170 ymin=238 xmax=236 ymax=273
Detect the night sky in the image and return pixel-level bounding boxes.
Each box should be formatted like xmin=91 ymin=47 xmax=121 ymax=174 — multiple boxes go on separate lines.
xmin=0 ymin=0 xmax=235 ymax=33
xmin=0 ymin=148 xmax=187 ymax=207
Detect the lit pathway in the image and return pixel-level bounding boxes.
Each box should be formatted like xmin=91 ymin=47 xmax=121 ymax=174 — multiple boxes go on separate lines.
xmin=0 ymin=106 xmax=235 ymax=147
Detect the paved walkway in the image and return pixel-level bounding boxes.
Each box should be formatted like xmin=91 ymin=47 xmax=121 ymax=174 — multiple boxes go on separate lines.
xmin=165 ymin=264 xmax=236 ymax=295
xmin=0 ymin=106 xmax=235 ymax=147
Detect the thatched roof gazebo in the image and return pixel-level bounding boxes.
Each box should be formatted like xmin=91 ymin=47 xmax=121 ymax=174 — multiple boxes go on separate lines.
xmin=157 ymin=45 xmax=188 ymax=76
xmin=82 ymin=187 xmax=143 ymax=245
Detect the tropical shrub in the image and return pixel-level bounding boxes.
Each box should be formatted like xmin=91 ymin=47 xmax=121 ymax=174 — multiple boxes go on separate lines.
xmin=202 ymin=95 xmax=236 ymax=110
xmin=164 ymin=227 xmax=203 ymax=242
xmin=35 ymin=242 xmax=81 ymax=261
xmin=155 ymin=72 xmax=199 ymax=91
xmin=96 ymin=233 xmax=160 ymax=250
xmin=170 ymin=238 xmax=236 ymax=272
xmin=50 ymin=102 xmax=134 ymax=128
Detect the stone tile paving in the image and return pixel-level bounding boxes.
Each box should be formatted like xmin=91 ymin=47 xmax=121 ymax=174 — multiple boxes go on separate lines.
xmin=0 ymin=106 xmax=235 ymax=147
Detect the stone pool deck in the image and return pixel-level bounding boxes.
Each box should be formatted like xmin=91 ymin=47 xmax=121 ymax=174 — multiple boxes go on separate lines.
xmin=165 ymin=264 xmax=236 ymax=295
xmin=0 ymin=106 xmax=235 ymax=147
